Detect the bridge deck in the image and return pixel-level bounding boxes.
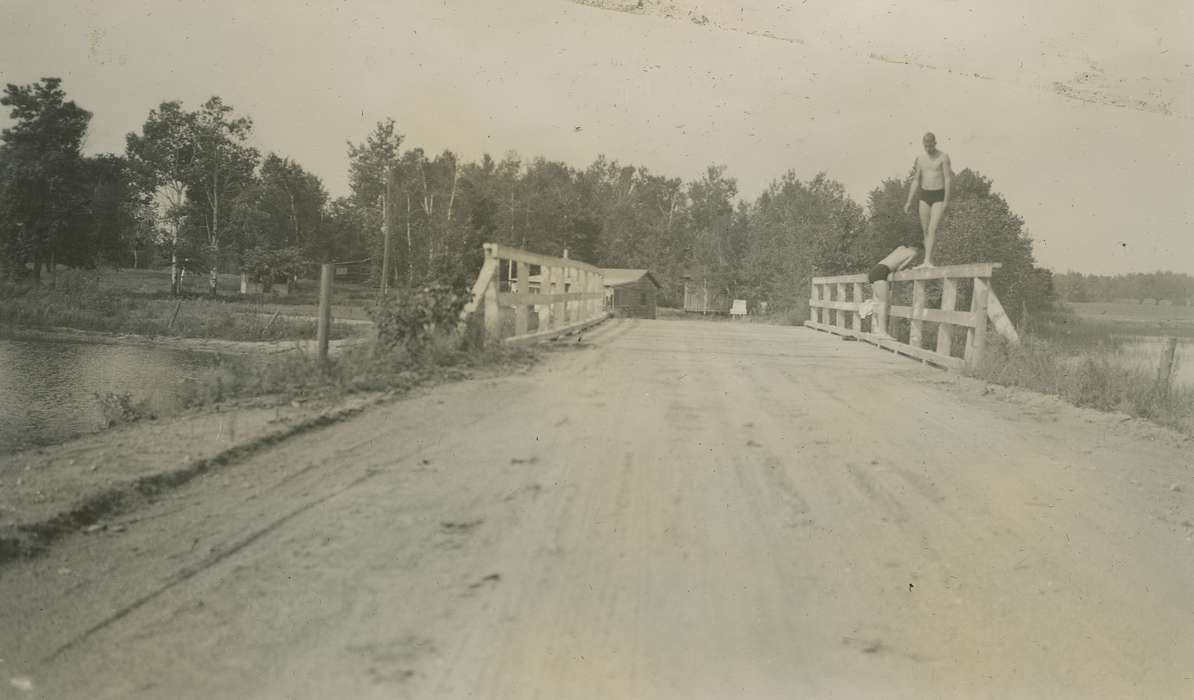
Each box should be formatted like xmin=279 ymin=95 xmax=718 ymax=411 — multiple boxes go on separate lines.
xmin=6 ymin=319 xmax=1192 ymax=698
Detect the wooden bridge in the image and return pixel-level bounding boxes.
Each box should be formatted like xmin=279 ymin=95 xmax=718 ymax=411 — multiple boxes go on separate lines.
xmin=463 ymin=243 xmax=610 ymax=345
xmin=461 ymin=245 xmax=1019 ymax=373
xmin=805 ymin=262 xmax=1019 ymax=371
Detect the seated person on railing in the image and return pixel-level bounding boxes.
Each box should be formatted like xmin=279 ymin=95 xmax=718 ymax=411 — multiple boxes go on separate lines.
xmin=858 ymin=243 xmax=922 ymax=338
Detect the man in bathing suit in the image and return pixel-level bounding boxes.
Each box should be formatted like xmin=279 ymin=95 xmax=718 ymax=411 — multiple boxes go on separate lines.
xmin=903 ymin=132 xmax=952 ymax=267
xmin=858 ymin=244 xmax=921 ymax=338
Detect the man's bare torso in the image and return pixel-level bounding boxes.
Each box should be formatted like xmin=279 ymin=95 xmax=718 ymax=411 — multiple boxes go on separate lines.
xmin=916 ymin=151 xmax=949 ymax=190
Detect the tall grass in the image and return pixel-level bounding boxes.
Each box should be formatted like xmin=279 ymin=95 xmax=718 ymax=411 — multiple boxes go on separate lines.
xmin=178 ymin=330 xmax=536 ymax=409
xmin=972 ymin=334 xmax=1194 ymax=436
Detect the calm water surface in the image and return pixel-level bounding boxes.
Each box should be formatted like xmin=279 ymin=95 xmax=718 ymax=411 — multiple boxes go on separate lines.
xmin=1114 ymin=337 xmax=1192 ymax=386
xmin=0 ymin=338 xmax=225 ymax=453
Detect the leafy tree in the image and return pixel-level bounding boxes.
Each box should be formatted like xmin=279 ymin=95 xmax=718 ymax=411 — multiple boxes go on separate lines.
xmin=240 ymin=246 xmax=307 ymax=292
xmin=186 ymin=97 xmax=258 ymax=295
xmin=735 ymin=171 xmax=865 ymax=314
xmin=346 ymin=119 xmax=403 ymax=285
xmin=324 ymin=195 xmax=370 ymax=262
xmin=0 ymin=78 xmax=92 ymax=281
xmin=685 ymin=164 xmax=738 ymax=294
xmin=78 ymin=154 xmax=143 ymax=267
xmin=859 ymin=176 xmax=923 ymax=264
xmin=240 ymin=154 xmax=330 ymax=262
xmin=126 ymin=101 xmax=200 ymax=294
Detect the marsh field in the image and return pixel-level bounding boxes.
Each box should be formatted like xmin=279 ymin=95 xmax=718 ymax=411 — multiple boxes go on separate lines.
xmin=1045 ymin=302 xmax=1193 ymax=384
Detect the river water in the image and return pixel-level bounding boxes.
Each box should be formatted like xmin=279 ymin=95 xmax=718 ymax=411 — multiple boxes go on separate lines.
xmin=1111 ymin=337 xmax=1192 ymax=387
xmin=0 ymin=338 xmax=224 ymax=454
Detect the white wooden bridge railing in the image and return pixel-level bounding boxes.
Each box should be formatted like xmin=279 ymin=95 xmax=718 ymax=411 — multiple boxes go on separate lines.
xmin=806 ymin=262 xmax=1019 ymax=371
xmin=462 ymin=243 xmax=609 ymax=345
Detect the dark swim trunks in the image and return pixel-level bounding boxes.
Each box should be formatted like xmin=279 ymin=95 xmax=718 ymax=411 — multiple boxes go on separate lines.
xmin=867 ymin=264 xmax=891 ymax=283
xmin=919 ymin=188 xmax=945 ymax=205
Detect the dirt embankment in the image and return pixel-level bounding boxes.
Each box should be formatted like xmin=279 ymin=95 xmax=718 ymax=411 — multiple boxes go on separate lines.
xmin=2 ymin=318 xmax=1192 ymax=698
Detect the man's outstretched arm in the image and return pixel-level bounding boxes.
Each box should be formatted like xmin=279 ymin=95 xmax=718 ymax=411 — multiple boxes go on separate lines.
xmin=904 ymin=160 xmax=920 ymax=213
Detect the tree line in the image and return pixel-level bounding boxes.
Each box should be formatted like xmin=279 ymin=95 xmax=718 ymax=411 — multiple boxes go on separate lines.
xmin=1053 ymin=271 xmax=1194 ymax=305
xmin=1 ymin=77 xmax=1053 ymax=322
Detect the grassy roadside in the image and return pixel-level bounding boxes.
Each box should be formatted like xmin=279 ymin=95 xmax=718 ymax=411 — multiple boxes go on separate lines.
xmin=179 ymin=332 xmax=538 ymax=410
xmin=970 ymin=312 xmax=1194 ymax=436
xmin=1 ymin=269 xmax=364 ymax=342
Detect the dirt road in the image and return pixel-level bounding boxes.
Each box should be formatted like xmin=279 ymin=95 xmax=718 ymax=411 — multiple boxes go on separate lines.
xmin=3 ymin=319 xmax=1192 ymax=698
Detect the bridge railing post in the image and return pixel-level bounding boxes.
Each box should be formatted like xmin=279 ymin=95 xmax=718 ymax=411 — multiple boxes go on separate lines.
xmin=965 ymin=276 xmax=991 ymax=369
xmin=811 ymin=282 xmax=822 ymax=324
xmin=840 ymin=280 xmax=850 ymax=329
xmin=807 ymin=263 xmax=1006 ymax=372
xmin=936 ymin=277 xmax=958 ymax=356
xmin=909 ymin=279 xmax=926 ymax=349
xmin=514 ymin=260 xmax=529 ymax=337
xmin=851 ymin=282 xmax=863 ymax=331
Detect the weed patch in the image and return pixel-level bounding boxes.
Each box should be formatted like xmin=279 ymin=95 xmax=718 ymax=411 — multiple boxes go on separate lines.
xmin=972 ymin=335 xmax=1194 ymax=435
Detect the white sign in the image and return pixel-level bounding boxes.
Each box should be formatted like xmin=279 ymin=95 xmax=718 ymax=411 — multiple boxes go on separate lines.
xmin=730 ymin=299 xmax=748 ymax=316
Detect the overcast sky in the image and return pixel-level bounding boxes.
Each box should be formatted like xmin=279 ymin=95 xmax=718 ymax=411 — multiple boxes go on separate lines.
xmin=2 ymin=0 xmax=1191 ymax=275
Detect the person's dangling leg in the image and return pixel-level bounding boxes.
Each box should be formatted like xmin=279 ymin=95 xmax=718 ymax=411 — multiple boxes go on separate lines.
xmin=872 ymin=278 xmax=891 ymax=338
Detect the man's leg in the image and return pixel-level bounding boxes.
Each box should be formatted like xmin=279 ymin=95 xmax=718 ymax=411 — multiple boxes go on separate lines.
xmin=872 ymin=279 xmax=891 ymax=337
xmin=917 ymin=198 xmax=931 ymax=243
xmin=920 ymin=201 xmax=945 ymax=267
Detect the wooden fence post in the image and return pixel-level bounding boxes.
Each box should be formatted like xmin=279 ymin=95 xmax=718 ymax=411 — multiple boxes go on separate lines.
xmin=167 ymin=299 xmax=183 ymax=330
xmin=1156 ymin=336 xmax=1178 ymax=397
xmin=317 ymin=262 xmax=333 ymax=362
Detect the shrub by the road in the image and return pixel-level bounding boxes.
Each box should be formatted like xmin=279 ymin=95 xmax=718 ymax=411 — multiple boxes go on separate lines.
xmin=177 ymin=282 xmax=528 ymax=409
xmin=369 ymin=283 xmax=471 ymax=353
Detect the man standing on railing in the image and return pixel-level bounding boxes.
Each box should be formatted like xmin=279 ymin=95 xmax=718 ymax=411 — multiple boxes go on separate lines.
xmin=858 ymin=243 xmax=922 ymax=338
xmin=904 ymin=132 xmax=952 ymax=267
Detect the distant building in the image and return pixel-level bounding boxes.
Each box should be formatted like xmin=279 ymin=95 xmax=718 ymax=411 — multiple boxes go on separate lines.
xmin=601 ymin=268 xmax=662 ymax=318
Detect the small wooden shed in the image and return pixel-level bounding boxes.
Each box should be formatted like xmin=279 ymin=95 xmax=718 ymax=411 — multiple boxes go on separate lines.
xmin=601 ymin=268 xmax=662 ymax=319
